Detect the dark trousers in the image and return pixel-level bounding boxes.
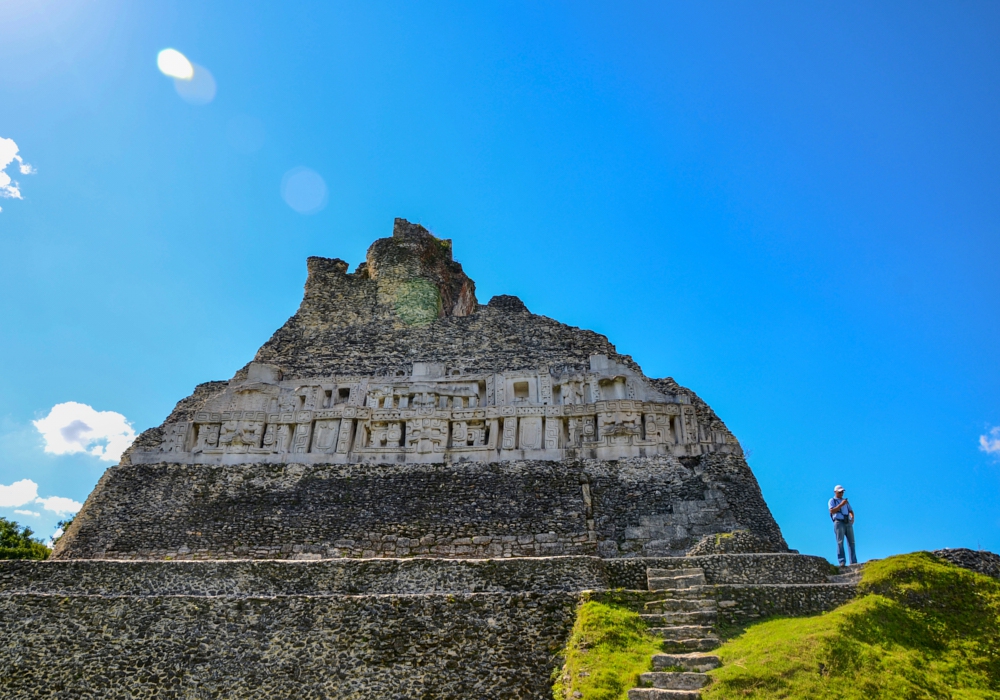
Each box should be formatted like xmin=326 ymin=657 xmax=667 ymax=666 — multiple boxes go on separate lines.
xmin=834 ymin=520 xmax=857 ymax=566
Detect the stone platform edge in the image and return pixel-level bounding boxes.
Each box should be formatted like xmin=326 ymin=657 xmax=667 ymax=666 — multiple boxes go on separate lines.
xmin=0 ymin=553 xmax=835 ymax=597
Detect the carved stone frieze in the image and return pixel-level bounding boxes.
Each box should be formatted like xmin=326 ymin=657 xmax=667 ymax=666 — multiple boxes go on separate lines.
xmin=132 ymin=356 xmax=740 ymax=465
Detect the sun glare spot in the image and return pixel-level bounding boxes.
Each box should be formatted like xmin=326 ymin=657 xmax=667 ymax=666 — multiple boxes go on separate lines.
xmin=281 ymin=167 xmax=328 ymax=215
xmin=175 ymin=65 xmax=217 ymax=105
xmin=157 ymin=48 xmax=194 ymax=80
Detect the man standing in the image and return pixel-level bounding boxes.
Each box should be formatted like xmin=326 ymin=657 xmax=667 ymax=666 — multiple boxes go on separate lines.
xmin=828 ymin=485 xmax=857 ymax=567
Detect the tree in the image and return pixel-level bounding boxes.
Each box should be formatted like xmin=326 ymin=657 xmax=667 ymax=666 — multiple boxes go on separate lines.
xmin=0 ymin=516 xmax=51 ymax=560
xmin=51 ymin=516 xmax=75 ymax=545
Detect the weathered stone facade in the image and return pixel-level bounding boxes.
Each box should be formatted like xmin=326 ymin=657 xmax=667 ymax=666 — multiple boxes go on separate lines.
xmin=1 ymin=219 xmax=818 ymax=698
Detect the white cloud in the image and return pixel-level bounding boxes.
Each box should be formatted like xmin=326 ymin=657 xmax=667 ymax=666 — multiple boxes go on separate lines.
xmin=35 ymin=495 xmax=82 ymax=516
xmin=33 ymin=401 xmax=136 ymax=462
xmin=48 ymin=527 xmax=64 ymax=545
xmin=0 ymin=478 xmax=82 ymax=516
xmin=0 ymin=136 xmax=34 ymax=208
xmin=980 ymin=426 xmax=1000 ymax=458
xmin=0 ymin=478 xmax=39 ymax=507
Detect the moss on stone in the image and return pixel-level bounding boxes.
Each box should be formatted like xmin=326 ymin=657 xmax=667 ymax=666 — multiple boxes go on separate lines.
xmin=393 ymin=278 xmax=441 ymax=326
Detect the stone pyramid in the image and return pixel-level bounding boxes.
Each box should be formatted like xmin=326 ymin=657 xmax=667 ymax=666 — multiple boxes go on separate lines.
xmin=54 ymin=218 xmax=786 ymax=561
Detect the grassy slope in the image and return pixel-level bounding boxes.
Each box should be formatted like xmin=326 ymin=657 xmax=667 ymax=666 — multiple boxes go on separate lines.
xmin=703 ymin=553 xmax=1000 ymax=699
xmin=553 ymin=600 xmax=663 ymax=700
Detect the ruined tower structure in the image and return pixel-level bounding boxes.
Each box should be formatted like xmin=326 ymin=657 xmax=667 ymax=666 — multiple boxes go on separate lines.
xmin=2 ymin=220 xmax=853 ymax=700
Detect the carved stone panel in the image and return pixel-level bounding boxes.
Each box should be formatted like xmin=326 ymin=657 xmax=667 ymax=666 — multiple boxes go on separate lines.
xmin=681 ymin=405 xmax=699 ymax=444
xmin=406 ymin=417 xmax=448 ymax=454
xmin=387 ymin=421 xmax=402 ymax=447
xmin=501 ymin=416 xmax=517 ymax=449
xmin=544 ymin=417 xmax=560 ymax=450
xmin=466 ymin=420 xmax=487 ymax=447
xmin=539 ymin=374 xmax=552 ymax=405
xmin=335 ymin=420 xmax=353 ymax=454
xmin=161 ymin=423 xmax=190 ymax=453
xmin=518 ymin=416 xmax=542 ymax=450
xmin=293 ymin=423 xmax=313 ymax=454
xmin=193 ymin=424 xmax=220 ymax=453
xmin=451 ymin=420 xmax=467 ymax=447
xmin=643 ymin=413 xmax=667 ymax=444
xmin=312 ymin=419 xmax=341 ymax=453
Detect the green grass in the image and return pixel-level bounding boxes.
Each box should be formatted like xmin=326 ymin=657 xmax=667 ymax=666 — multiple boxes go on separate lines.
xmin=703 ymin=552 xmax=1000 ymax=699
xmin=552 ymin=599 xmax=663 ymax=700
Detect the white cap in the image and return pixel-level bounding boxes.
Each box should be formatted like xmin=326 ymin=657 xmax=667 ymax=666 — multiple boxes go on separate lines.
xmin=834 ymin=485 xmax=845 ymax=493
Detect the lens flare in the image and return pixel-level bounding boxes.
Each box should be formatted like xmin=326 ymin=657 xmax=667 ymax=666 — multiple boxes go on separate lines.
xmin=281 ymin=167 xmax=328 ymax=215
xmin=157 ymin=48 xmax=194 ymax=80
xmin=174 ymin=65 xmax=216 ymax=105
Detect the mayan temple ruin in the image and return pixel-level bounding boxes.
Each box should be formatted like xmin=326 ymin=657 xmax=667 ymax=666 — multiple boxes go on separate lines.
xmin=0 ymin=219 xmax=858 ymax=699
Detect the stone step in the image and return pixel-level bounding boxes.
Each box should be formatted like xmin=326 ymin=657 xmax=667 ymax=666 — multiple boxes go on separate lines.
xmin=645 ymin=598 xmax=718 ymax=613
xmin=652 ymin=653 xmax=721 ymax=672
xmin=627 ymin=688 xmax=702 ymax=700
xmin=639 ymin=671 xmax=710 ymax=690
xmin=648 ymin=574 xmax=707 ymax=590
xmin=646 ymin=576 xmax=708 ymax=595
xmin=647 ymin=568 xmax=706 ymax=578
xmin=650 ymin=625 xmax=717 ymax=641
xmin=659 ymin=637 xmax=721 ymax=652
xmin=641 ymin=611 xmax=717 ymax=625
xmin=647 ymin=582 xmax=710 ymax=595
xmin=828 ymin=565 xmax=864 ymax=584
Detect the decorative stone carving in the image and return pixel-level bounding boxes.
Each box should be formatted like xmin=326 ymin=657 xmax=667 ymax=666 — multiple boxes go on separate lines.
xmin=501 ymin=416 xmax=517 ymax=450
xmin=161 ymin=422 xmax=190 ymax=453
xmin=140 ymin=357 xmax=739 ymax=465
xmin=193 ymin=423 xmax=220 ymax=453
xmin=312 ymin=419 xmax=341 ymax=453
xmin=406 ymin=417 xmax=448 ymax=454
xmin=518 ymin=416 xmax=542 ymax=450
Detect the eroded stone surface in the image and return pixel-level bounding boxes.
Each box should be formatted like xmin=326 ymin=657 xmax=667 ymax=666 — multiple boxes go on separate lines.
xmin=0 ymin=592 xmax=575 ymax=699
xmin=933 ymin=548 xmax=1000 ymax=580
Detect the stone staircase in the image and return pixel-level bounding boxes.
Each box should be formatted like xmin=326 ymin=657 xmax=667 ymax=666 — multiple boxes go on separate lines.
xmin=827 ymin=564 xmax=864 ymax=584
xmin=628 ymin=567 xmax=721 ymax=700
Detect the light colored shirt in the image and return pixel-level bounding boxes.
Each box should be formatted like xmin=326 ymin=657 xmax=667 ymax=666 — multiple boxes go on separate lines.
xmin=829 ymin=497 xmax=853 ymax=521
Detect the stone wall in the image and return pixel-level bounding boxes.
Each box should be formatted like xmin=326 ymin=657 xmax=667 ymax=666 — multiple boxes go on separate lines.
xmin=2 ymin=554 xmax=833 ymax=598
xmin=933 ymin=548 xmax=1000 ymax=580
xmin=55 ymin=454 xmax=786 ymax=561
xmin=687 ymin=529 xmax=777 ymax=555
xmin=0 ymin=557 xmax=608 ymax=596
xmin=0 ymin=592 xmax=576 ymax=700
xmin=604 ymin=553 xmax=834 ymax=589
xmin=712 ymin=583 xmax=858 ymax=627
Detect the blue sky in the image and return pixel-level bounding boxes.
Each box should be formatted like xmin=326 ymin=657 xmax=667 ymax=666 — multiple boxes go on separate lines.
xmin=1 ymin=1 xmax=997 ymax=559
